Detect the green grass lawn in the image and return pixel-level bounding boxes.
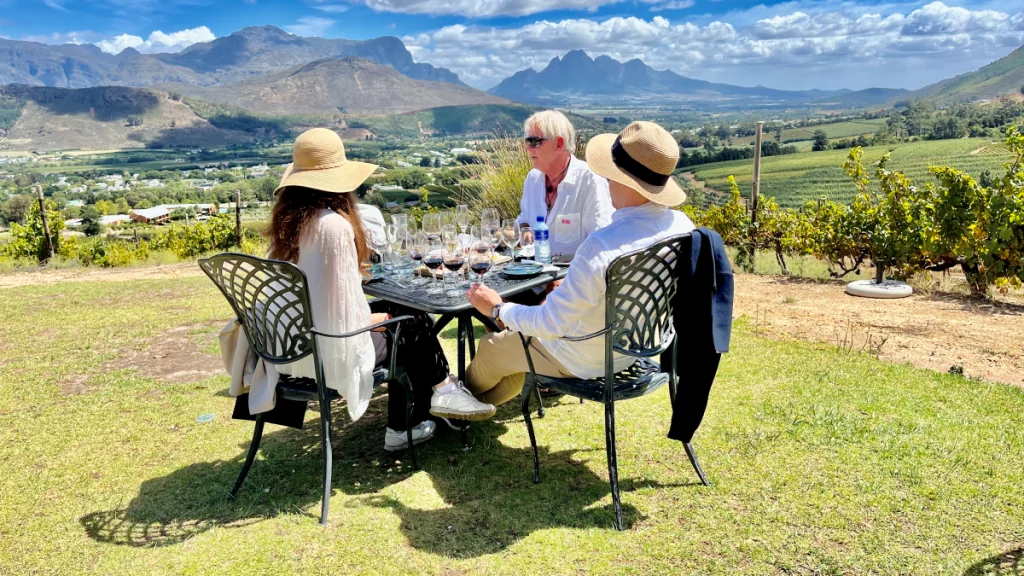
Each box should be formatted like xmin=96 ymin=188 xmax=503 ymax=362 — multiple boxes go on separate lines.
xmin=1 ymin=276 xmax=1023 ymax=574
xmin=683 ymin=138 xmax=1012 ymax=208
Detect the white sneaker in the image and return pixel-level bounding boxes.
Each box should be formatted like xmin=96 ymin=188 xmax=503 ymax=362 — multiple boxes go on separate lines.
xmin=384 ymin=420 xmax=436 ymax=452
xmin=429 ymin=381 xmax=496 ymax=421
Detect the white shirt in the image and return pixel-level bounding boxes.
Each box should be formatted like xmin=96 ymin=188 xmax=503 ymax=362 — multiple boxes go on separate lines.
xmin=516 ymin=155 xmax=614 ymax=259
xmin=358 ymin=203 xmax=387 ymax=246
xmin=276 ymin=210 xmax=376 ymax=421
xmin=501 ymin=203 xmax=695 ymax=379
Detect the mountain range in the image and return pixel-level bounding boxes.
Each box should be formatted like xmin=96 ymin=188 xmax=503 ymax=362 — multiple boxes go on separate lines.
xmin=0 ymin=25 xmax=463 ymax=89
xmin=164 ymin=57 xmax=507 ymax=116
xmin=489 ymin=50 xmax=851 ymax=107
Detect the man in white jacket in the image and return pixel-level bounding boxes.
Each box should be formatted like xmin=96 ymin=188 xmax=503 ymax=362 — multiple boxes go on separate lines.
xmin=517 ymin=110 xmax=613 ymax=261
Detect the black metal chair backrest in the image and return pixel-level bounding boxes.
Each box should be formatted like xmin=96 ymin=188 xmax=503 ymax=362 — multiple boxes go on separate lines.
xmin=199 ymin=252 xmax=315 ymax=365
xmin=604 ymin=233 xmax=690 ymax=359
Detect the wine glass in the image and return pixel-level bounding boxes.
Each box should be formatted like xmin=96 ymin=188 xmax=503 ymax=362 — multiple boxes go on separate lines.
xmin=442 ymin=237 xmax=466 ymax=297
xmin=455 ymin=204 xmax=470 ymax=234
xmin=409 ymin=230 xmax=429 ymax=286
xmin=469 ymin=239 xmax=492 ymax=287
xmin=423 ymin=237 xmax=444 ymax=294
xmin=442 ymin=223 xmax=457 ymax=244
xmin=391 ymin=213 xmax=408 ymax=232
xmin=502 ymin=219 xmax=520 ymax=259
xmin=388 ymin=226 xmax=408 ymax=275
xmin=519 ymin=225 xmax=535 ymax=260
xmin=422 ymin=212 xmax=442 ymax=243
xmin=441 ymin=209 xmax=456 ymax=229
xmin=480 ymin=207 xmax=499 ymax=225
xmin=484 ymin=218 xmax=501 ymax=268
xmin=369 ymin=228 xmax=388 ymax=276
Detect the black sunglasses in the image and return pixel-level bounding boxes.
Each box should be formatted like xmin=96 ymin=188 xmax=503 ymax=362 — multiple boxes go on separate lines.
xmin=524 ymin=136 xmax=549 ymax=148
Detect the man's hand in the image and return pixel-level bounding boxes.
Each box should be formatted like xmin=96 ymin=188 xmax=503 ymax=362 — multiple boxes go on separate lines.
xmin=545 ymin=278 xmax=564 ymax=294
xmin=369 ymin=312 xmax=392 ymax=332
xmin=467 ymin=283 xmax=502 ymax=319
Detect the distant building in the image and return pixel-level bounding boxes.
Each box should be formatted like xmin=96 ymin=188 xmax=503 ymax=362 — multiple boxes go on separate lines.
xmin=99 ymin=215 xmax=131 ymax=226
xmin=129 ymin=207 xmax=171 ymax=225
xmin=395 ymin=161 xmax=412 ymax=168
xmin=143 ymin=179 xmax=164 ymax=188
xmin=450 ymin=147 xmax=473 ymax=154
xmin=70 ymin=186 xmax=86 ymax=194
xmin=66 ymin=200 xmax=85 ymax=207
xmin=157 ymin=203 xmax=216 ymax=215
xmin=371 ymin=184 xmax=404 ymax=192
xmin=248 ymin=163 xmax=270 ymax=177
xmin=64 ymin=218 xmax=83 ymax=228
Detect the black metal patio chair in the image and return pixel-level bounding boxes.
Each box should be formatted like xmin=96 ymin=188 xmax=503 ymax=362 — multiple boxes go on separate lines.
xmin=518 ymin=233 xmax=709 ymax=531
xmin=199 ymin=252 xmax=417 ymax=525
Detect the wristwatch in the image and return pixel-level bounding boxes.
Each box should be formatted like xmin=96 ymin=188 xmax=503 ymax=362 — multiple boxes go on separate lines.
xmin=490 ymin=302 xmax=504 ymax=321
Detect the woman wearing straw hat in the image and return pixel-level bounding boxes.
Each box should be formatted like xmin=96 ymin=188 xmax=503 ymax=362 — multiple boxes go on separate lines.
xmin=268 ymin=128 xmax=495 ymax=452
xmin=465 ymin=121 xmax=695 ymax=407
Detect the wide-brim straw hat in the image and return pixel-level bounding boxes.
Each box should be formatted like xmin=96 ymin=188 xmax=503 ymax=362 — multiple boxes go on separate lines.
xmin=274 ymin=127 xmax=378 ymax=195
xmin=585 ymin=120 xmax=686 ymax=207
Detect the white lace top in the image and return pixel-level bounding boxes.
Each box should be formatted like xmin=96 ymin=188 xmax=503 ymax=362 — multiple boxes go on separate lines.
xmin=276 ymin=209 xmax=376 ymax=421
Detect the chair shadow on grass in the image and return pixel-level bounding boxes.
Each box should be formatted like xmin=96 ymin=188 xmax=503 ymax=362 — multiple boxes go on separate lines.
xmin=963 ymin=547 xmax=1024 ymax=576
xmin=80 ymin=397 xmax=696 ymax=554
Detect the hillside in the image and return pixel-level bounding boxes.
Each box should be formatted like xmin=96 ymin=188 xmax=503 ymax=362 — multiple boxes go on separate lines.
xmin=345 ymin=103 xmax=604 ymax=138
xmin=490 ymin=50 xmax=840 ymax=107
xmin=0 ymin=26 xmax=463 ymax=89
xmin=0 ymin=85 xmax=252 ymax=151
xmin=166 ymin=57 xmax=507 ymax=116
xmin=812 ymin=88 xmax=910 ymax=108
xmin=908 ymin=44 xmax=1024 ymax=103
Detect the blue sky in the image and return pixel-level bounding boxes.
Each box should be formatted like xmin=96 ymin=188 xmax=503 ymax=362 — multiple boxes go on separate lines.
xmin=2 ymin=0 xmax=1023 ymax=90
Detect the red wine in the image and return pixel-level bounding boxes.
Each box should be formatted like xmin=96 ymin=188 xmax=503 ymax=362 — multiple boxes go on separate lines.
xmin=474 ymin=246 xmax=490 ymax=255
xmin=471 ymin=262 xmax=491 ymax=275
xmin=423 ymin=257 xmax=443 ymax=270
xmin=410 ymin=252 xmax=423 ymax=261
xmin=444 ymin=259 xmax=464 ymax=273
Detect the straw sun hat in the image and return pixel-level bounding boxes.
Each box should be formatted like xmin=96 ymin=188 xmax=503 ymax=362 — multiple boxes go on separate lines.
xmin=585 ymin=121 xmax=686 ymax=207
xmin=273 ymin=128 xmax=378 ymax=195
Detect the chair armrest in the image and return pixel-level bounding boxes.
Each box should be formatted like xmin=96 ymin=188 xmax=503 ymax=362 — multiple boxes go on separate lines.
xmin=311 ymin=315 xmax=416 ymax=380
xmin=310 ymin=315 xmax=416 ymax=339
xmin=561 ymin=326 xmax=612 ymax=342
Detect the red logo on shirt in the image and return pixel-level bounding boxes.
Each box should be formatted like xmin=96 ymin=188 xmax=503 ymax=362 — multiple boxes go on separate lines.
xmin=561 ymin=218 xmax=571 ymax=224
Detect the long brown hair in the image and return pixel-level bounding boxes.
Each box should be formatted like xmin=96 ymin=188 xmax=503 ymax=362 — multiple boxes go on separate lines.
xmin=265 ymin=186 xmax=371 ymax=271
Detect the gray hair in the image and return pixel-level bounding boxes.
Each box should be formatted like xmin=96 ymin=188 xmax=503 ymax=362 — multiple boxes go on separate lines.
xmin=524 ymin=110 xmax=576 ymax=155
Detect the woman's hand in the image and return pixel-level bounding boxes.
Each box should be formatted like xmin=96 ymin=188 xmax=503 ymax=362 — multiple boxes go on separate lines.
xmin=370 ymin=312 xmax=392 ymax=332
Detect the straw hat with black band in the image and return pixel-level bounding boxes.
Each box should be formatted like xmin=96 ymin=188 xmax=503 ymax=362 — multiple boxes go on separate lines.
xmin=585 ymin=120 xmax=686 ymax=207
xmin=274 ymin=128 xmax=378 ymax=195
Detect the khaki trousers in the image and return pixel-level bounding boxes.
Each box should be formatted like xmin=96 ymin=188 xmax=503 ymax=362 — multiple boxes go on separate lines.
xmin=466 ymin=329 xmax=575 ymax=407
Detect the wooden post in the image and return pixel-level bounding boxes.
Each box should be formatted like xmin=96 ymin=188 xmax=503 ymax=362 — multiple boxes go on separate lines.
xmin=750 ymin=122 xmax=764 ymax=269
xmin=35 ymin=185 xmax=55 ymax=261
xmin=235 ymin=188 xmax=242 ymax=248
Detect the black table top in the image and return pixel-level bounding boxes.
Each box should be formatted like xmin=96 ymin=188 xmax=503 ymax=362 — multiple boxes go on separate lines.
xmin=363 ymin=265 xmax=569 ymax=314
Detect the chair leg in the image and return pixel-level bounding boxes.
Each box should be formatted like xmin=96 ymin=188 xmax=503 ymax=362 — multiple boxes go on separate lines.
xmin=604 ymin=400 xmax=623 ymax=531
xmin=230 ymin=417 xmax=265 ymax=497
xmin=319 ymin=400 xmax=333 ymax=525
xmin=521 ymin=378 xmax=541 ymax=484
xmin=402 ymin=374 xmax=419 ymax=469
xmin=684 ymin=442 xmax=710 ymax=486
xmin=535 ymin=384 xmax=546 ymax=419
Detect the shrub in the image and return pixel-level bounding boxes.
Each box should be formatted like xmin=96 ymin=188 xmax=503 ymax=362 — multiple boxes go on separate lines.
xmin=468 ymin=135 xmax=532 ymax=221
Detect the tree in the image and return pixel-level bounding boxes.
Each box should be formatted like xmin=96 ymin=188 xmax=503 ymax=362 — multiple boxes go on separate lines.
xmin=80 ymin=206 xmax=103 ymax=237
xmin=419 ymin=156 xmax=432 ymax=167
xmin=812 ymin=130 xmax=830 ymax=152
xmin=1 ymin=194 xmax=32 ymax=225
xmin=126 ymin=115 xmax=144 ymax=127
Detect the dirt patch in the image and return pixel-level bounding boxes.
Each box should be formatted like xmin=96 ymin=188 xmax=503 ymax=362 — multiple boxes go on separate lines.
xmin=0 ymin=262 xmax=204 ymax=289
xmin=107 ymin=322 xmax=226 ymax=385
xmin=735 ymin=274 xmax=1024 ymax=387
xmin=59 ymin=374 xmax=91 ymax=395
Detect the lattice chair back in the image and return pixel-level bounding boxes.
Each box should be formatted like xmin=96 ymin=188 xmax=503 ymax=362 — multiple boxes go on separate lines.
xmin=199 ymin=252 xmax=315 ymax=365
xmin=604 ymin=234 xmax=689 ymax=359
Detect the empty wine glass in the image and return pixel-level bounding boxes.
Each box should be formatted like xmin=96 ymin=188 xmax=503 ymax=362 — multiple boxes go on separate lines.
xmin=391 ymin=213 xmax=409 ymax=232
xmin=388 ymin=226 xmax=408 ymax=275
xmin=422 ymin=212 xmax=442 ymax=243
xmin=480 ymin=207 xmax=499 ymax=225
xmin=455 ymin=204 xmax=470 ymax=234
xmin=519 ymin=225 xmax=535 ymax=260
xmin=441 ymin=209 xmax=456 ymax=229
xmin=502 ymin=219 xmax=520 ymax=259
xmin=484 ymin=219 xmax=501 ymax=269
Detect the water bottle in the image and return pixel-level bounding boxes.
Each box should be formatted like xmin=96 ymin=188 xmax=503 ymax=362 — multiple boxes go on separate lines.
xmin=534 ymin=215 xmax=550 ymax=265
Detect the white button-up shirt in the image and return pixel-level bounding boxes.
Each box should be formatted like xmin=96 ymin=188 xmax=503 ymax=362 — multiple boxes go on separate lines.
xmin=516 ymin=155 xmax=614 ymax=259
xmin=501 ymin=203 xmax=696 ymax=379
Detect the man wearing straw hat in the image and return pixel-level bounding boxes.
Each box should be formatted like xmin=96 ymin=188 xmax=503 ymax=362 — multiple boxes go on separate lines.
xmin=464 ymin=121 xmax=695 ymax=407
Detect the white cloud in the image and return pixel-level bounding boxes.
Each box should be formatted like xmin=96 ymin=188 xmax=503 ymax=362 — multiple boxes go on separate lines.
xmin=94 ymin=26 xmax=215 ymax=54
xmin=315 ymin=4 xmax=350 ymax=13
xmin=285 ymin=17 xmax=336 ymax=37
xmin=403 ymin=2 xmax=1024 ymax=91
xmin=23 ymin=31 xmax=100 ymax=45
